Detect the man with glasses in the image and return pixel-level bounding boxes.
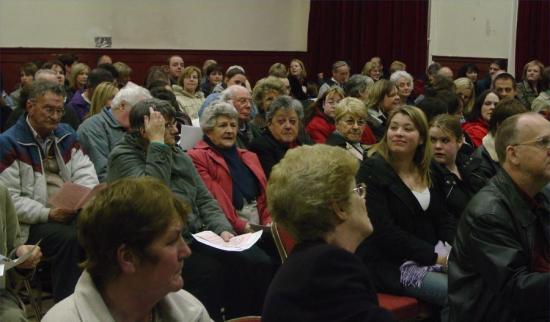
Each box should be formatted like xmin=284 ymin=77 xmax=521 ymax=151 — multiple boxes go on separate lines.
xmin=218 ymin=85 xmax=256 ymax=148
xmin=0 ymin=80 xmax=99 ymax=302
xmin=449 ymin=112 xmax=550 ymax=321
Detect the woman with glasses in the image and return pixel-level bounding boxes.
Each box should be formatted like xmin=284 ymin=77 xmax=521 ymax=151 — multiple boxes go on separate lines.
xmin=263 ymin=144 xmax=395 ymax=322
xmin=326 ymin=97 xmax=370 ymax=161
xmin=356 ymin=106 xmax=455 ymax=322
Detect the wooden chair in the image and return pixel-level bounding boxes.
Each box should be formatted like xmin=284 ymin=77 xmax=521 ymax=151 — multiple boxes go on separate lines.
xmin=270 ymin=221 xmax=431 ymax=321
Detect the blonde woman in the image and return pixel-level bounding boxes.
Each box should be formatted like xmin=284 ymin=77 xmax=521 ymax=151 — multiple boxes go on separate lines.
xmin=357 ymin=106 xmax=455 ymax=321
xmin=517 ymin=59 xmax=545 ymax=109
xmin=88 ymin=81 xmax=118 ymax=117
xmin=454 ymin=77 xmax=475 ymax=115
xmin=173 ymin=65 xmax=205 ymax=121
xmin=69 ymin=63 xmax=90 ymax=93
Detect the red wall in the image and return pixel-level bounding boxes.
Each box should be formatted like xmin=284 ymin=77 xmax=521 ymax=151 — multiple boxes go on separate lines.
xmin=0 ymin=48 xmax=309 ymax=92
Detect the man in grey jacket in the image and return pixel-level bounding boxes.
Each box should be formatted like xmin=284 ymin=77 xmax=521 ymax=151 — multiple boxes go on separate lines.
xmin=106 ymin=98 xmax=273 ymax=321
xmin=77 ymin=83 xmax=151 ymax=182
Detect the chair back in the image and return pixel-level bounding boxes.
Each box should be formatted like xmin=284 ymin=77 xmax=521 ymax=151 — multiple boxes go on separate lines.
xmin=270 ymin=222 xmax=296 ymax=262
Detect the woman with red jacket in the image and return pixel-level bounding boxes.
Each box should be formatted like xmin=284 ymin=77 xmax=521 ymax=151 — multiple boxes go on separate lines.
xmin=188 ymin=101 xmax=271 ymax=234
xmin=461 ymin=90 xmax=499 ymax=148
xmin=305 ymin=86 xmax=344 ymax=143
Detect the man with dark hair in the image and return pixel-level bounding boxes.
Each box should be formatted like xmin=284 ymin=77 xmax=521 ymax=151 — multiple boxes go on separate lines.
xmin=492 ymin=72 xmax=519 ymax=101
xmin=476 ymin=59 xmax=507 ymax=94
xmin=0 ymin=80 xmax=98 ymax=302
xmin=57 ymin=53 xmax=79 ymax=81
xmin=68 ymin=68 xmax=114 ymax=121
xmin=167 ymin=55 xmax=184 ymax=85
xmin=449 ymin=112 xmax=550 ymax=322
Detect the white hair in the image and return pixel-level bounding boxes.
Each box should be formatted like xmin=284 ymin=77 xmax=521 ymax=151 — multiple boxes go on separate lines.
xmin=111 ymin=82 xmax=152 ymax=110
xmin=390 ymin=70 xmax=413 ymax=85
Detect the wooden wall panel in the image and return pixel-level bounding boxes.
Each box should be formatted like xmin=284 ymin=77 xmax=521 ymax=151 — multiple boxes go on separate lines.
xmin=0 ymin=48 xmax=308 ymax=92
xmin=432 ymin=55 xmax=508 ymax=79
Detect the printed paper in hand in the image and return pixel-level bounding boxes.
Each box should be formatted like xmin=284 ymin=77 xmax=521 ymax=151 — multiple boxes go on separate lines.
xmin=191 ymin=230 xmax=262 ymax=252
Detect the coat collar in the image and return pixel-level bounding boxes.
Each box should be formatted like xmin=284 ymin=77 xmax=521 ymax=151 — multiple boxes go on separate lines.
xmin=13 ymin=113 xmax=71 ymax=146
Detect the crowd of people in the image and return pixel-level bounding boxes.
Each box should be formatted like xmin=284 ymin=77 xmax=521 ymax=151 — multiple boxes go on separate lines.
xmin=0 ymin=53 xmax=548 ymax=322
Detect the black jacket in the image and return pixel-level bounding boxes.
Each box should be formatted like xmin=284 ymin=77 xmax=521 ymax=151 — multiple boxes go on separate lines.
xmin=248 ymin=129 xmax=310 ymax=177
xmin=431 ymin=152 xmax=486 ymax=219
xmin=449 ymin=170 xmax=550 ymax=322
xmin=471 ymin=143 xmax=500 ymax=183
xmin=263 ymin=240 xmax=396 ymax=322
xmin=356 ymin=154 xmax=456 ymax=293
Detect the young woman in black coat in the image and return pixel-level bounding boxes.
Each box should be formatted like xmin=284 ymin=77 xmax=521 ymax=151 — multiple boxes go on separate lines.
xmin=356 ymin=106 xmax=455 ymax=322
xmin=429 ymin=114 xmax=486 ymax=219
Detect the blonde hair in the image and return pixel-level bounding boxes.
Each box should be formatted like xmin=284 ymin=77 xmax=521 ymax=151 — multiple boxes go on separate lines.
xmin=290 ymin=58 xmax=307 ymax=79
xmin=252 ymin=76 xmax=286 ymax=110
xmin=334 ymin=97 xmax=366 ymax=122
xmin=390 ymin=60 xmax=407 ymax=74
xmin=454 ymin=77 xmax=475 ymax=114
xmin=69 ymin=63 xmax=90 ymax=90
xmin=89 ymin=82 xmax=118 ymax=117
xmin=368 ymin=105 xmax=432 ymax=186
xmin=361 ymin=61 xmax=380 ymax=76
xmin=267 ymin=145 xmax=359 ymax=242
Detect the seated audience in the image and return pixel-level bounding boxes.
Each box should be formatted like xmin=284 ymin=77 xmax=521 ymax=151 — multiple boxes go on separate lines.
xmin=318 ymin=61 xmax=350 ymax=97
xmin=78 ymin=83 xmax=151 ymax=182
xmin=475 ymin=59 xmax=505 ymax=95
xmin=365 ymin=79 xmax=401 ymax=140
xmin=9 ymin=62 xmax=37 ymax=107
xmin=305 ymin=86 xmax=344 ymax=143
xmin=251 ymin=76 xmax=286 ymax=130
xmin=144 ymin=66 xmax=171 ymax=90
xmin=288 ymin=58 xmax=308 ymax=99
xmin=461 ymin=90 xmax=499 ymax=147
xmin=532 ymin=66 xmax=550 ymax=115
xmin=389 ymin=60 xmax=407 ymax=74
xmin=88 ymin=81 xmax=118 ymax=117
xmin=42 ymin=60 xmax=67 ymax=89
xmin=68 ymin=67 xmax=114 ymax=122
xmin=167 ymin=55 xmax=184 ymax=85
xmin=199 ymin=66 xmax=249 ymax=118
xmin=516 ymin=60 xmax=544 ymax=109
xmin=493 ymin=72 xmax=519 ymax=101
xmin=0 ymin=184 xmax=42 ymax=322
xmin=42 ymin=176 xmax=212 ymax=322
xmin=68 ymin=63 xmax=90 ymax=98
xmin=429 ymin=114 xmax=485 ymax=218
xmin=5 ymin=69 xmax=81 ymax=130
xmin=344 ymin=74 xmax=374 ymax=101
xmin=107 ymin=98 xmax=272 ymax=319
xmin=457 ymin=63 xmax=479 ymax=85
xmin=113 ymin=61 xmax=133 ymax=88
xmin=356 ymin=106 xmax=455 ymax=321
xmin=390 ymin=70 xmax=414 ymax=105
xmin=217 ymin=85 xmax=256 ymax=148
xmin=263 ymin=144 xmax=395 ymax=322
xmin=449 ymin=112 xmax=550 ymax=322
xmin=471 ymin=98 xmax=527 ymax=183
xmin=173 ymin=66 xmax=205 ymax=121
xmin=326 ymin=97 xmax=370 ymax=161
xmin=188 ymin=102 xmax=271 ymax=234
xmin=362 ymin=60 xmax=382 ymax=82
xmin=200 ymin=63 xmax=223 ymax=97
xmin=438 ymin=66 xmax=454 ymax=79
xmin=454 ymin=77 xmax=475 ymax=116
xmin=0 ymin=80 xmax=99 ymax=301
xmin=249 ymin=96 xmax=305 ymax=177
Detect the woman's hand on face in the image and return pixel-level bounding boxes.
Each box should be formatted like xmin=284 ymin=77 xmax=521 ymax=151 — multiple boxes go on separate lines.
xmin=220 ymin=231 xmax=234 ymax=242
xmin=15 ymin=245 xmax=43 ymax=269
xmin=143 ymin=107 xmax=166 ymax=143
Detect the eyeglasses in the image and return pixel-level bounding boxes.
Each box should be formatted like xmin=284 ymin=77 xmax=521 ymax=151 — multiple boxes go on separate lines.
xmin=43 ymin=107 xmax=65 ymax=116
xmin=343 ymin=118 xmax=366 ymax=127
xmin=353 ymin=183 xmax=367 ymax=199
xmin=512 ymin=136 xmax=550 ymax=150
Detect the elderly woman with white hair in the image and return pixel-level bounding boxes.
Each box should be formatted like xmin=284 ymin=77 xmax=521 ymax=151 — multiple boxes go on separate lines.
xmin=390 ymin=70 xmax=414 ymax=105
xmin=249 ymin=95 xmax=306 ymax=177
xmin=188 ymin=102 xmax=271 ymax=234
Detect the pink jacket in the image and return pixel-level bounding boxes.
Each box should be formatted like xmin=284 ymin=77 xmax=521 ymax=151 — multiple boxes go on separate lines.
xmin=188 ymin=141 xmax=271 ymax=233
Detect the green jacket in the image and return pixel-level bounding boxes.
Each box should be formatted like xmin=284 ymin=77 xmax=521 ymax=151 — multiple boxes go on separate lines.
xmin=107 ymin=133 xmax=234 ymax=240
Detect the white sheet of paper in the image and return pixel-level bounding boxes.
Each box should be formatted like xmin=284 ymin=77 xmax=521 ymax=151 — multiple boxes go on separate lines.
xmin=191 ymin=230 xmax=262 ymax=252
xmin=178 ymin=125 xmax=203 ymax=151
